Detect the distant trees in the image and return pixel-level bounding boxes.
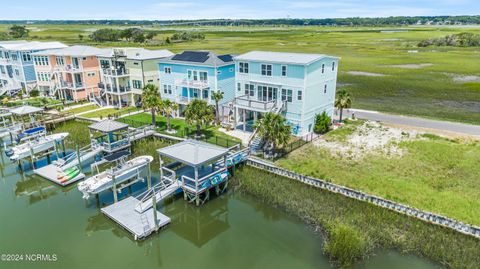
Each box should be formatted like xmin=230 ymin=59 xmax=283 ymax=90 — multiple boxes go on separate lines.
xmin=8 ymin=25 xmax=29 ymax=38
xmin=170 ymin=32 xmax=205 ymax=42
xmin=89 ymin=28 xmax=156 ymax=43
xmin=418 ymin=32 xmax=480 ymax=47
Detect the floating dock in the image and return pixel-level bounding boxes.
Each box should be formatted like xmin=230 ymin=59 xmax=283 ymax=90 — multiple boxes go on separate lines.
xmin=101 ymin=196 xmax=170 ymax=240
xmin=34 ymin=164 xmax=85 ymax=186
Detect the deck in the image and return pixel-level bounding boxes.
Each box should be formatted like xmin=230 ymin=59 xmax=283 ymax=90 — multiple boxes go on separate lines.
xmin=101 ymin=196 xmax=170 ymax=240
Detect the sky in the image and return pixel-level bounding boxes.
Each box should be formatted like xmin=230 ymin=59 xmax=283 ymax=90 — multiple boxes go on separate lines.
xmin=2 ymin=0 xmax=479 ymax=20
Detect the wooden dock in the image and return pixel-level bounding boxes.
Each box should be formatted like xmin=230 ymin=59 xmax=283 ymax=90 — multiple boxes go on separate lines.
xmin=101 ymin=196 xmax=170 ymax=240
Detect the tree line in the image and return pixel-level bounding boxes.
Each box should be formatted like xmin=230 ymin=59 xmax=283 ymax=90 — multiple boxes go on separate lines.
xmin=0 ymin=25 xmax=29 ymax=39
xmin=89 ymin=28 xmax=155 ymax=43
xmin=418 ymin=32 xmax=480 ymax=47
xmin=1 ymin=16 xmax=480 ymax=26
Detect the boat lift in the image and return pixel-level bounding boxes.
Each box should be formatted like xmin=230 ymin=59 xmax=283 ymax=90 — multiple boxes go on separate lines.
xmin=101 ymin=139 xmax=250 ymax=241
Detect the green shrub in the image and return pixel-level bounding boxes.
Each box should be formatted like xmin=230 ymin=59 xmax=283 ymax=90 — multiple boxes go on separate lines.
xmin=314 ymin=111 xmax=332 ymax=134
xmin=29 ymin=89 xmax=40 ymax=97
xmin=323 ymin=224 xmax=368 ymax=268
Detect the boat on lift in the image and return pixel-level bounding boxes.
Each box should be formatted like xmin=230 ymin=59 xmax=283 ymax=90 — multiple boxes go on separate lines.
xmin=78 ymin=155 xmax=153 ymax=199
xmin=0 ymin=123 xmax=23 ymax=139
xmin=6 ymin=132 xmax=69 ymax=161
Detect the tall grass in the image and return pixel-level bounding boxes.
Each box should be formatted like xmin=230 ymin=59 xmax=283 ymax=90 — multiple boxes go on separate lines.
xmin=235 ymin=165 xmax=480 ymax=268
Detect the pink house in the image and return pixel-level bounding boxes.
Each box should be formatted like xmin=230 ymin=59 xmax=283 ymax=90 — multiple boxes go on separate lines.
xmin=32 ymin=46 xmax=110 ymax=102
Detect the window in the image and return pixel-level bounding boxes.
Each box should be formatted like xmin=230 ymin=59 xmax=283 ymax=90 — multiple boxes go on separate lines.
xmin=87 ymin=72 xmax=96 ymax=77
xmin=244 ymin=84 xmax=249 ymax=95
xmin=281 ymin=89 xmax=293 ymax=102
xmin=324 ymin=85 xmax=327 ymax=94
xmin=249 ymin=84 xmax=255 ymax=97
xmin=34 ymin=56 xmax=49 ymax=66
xmin=261 ymin=64 xmax=272 ymax=76
xmin=11 ymin=54 xmax=18 ymax=61
xmin=56 ymin=56 xmax=64 ymax=66
xmin=133 ymin=62 xmax=139 ymax=65
xmin=237 ymin=83 xmax=241 ymax=92
xmin=281 ymin=65 xmax=287 ymax=77
xmin=239 ymin=62 xmax=249 ymax=73
xmin=14 ymin=69 xmax=19 ymax=76
xmin=82 ymin=57 xmax=87 ymax=61
xmin=297 ymin=90 xmax=302 ymax=101
xmin=132 ymin=80 xmax=142 ymax=89
xmin=199 ymin=71 xmax=208 ymax=82
xmin=164 ymin=67 xmax=171 ymax=74
xmin=22 ymin=53 xmax=31 ymax=62
xmin=322 ymin=64 xmax=325 ymax=74
xmin=163 ymin=84 xmax=172 ymax=94
xmin=332 ymin=62 xmax=335 ymax=71
xmin=202 ymin=89 xmax=209 ymax=99
xmin=148 ymin=79 xmax=153 ymax=83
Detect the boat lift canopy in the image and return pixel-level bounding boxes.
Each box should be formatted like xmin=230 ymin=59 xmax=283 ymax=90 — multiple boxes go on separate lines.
xmin=9 ymin=105 xmax=44 ymax=116
xmin=157 ymin=139 xmax=229 ymax=168
xmin=88 ymin=119 xmax=129 ymax=134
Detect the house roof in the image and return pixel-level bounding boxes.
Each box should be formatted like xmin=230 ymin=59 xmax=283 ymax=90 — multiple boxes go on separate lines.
xmin=9 ymin=105 xmax=44 ymax=115
xmin=157 ymin=139 xmax=229 ymax=167
xmin=0 ymin=41 xmax=67 ymax=52
xmin=88 ymin=119 xmax=129 ymax=133
xmin=159 ymin=51 xmax=235 ymax=67
xmin=32 ymin=45 xmax=109 ymax=57
xmin=234 ymin=51 xmax=338 ymax=65
xmin=127 ymin=49 xmax=174 ymax=60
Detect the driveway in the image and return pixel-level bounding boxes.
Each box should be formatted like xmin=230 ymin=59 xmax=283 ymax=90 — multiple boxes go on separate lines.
xmin=334 ymin=109 xmax=480 ymax=137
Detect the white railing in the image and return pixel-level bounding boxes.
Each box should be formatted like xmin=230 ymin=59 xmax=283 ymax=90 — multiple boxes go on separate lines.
xmin=235 ymin=95 xmax=277 ymax=112
xmin=175 ymin=78 xmax=209 ymax=89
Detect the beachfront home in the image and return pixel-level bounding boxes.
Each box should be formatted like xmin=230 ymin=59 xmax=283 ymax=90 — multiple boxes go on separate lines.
xmin=0 ymin=41 xmax=67 ymax=96
xmin=32 ymin=45 xmax=108 ymax=102
xmin=230 ymin=51 xmax=339 ymax=136
xmin=97 ymin=48 xmax=173 ymax=107
xmin=158 ymin=51 xmax=235 ymax=112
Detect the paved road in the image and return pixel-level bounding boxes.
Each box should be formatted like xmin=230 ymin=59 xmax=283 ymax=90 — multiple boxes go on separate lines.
xmin=334 ymin=109 xmax=480 ymax=136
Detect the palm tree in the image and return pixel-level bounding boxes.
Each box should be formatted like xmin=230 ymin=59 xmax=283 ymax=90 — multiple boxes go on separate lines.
xmin=141 ymin=84 xmax=161 ymax=126
xmin=159 ymin=99 xmax=179 ymax=133
xmin=184 ymin=99 xmax=214 ymax=137
xmin=335 ymin=89 xmax=352 ymax=122
xmin=253 ymin=112 xmax=291 ymax=154
xmin=211 ymin=90 xmax=224 ymax=125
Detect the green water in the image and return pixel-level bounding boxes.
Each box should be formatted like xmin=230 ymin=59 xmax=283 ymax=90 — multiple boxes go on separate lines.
xmin=0 ymin=153 xmax=439 ymax=269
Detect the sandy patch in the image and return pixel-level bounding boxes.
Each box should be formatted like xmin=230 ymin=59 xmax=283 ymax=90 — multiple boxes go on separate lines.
xmin=346 ymin=71 xmax=387 ymax=77
xmin=386 ymin=63 xmax=433 ymax=69
xmin=314 ymin=121 xmax=418 ymax=160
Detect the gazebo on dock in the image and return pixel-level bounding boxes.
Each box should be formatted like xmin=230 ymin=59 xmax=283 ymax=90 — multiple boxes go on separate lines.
xmin=157 ymin=139 xmax=231 ymax=206
xmin=88 ymin=119 xmax=130 ymax=154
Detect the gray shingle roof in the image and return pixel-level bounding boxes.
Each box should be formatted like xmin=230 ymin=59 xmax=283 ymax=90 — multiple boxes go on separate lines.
xmin=0 ymin=41 xmax=67 ymax=52
xmin=88 ymin=120 xmax=129 ymax=133
xmin=157 ymin=139 xmax=228 ymax=167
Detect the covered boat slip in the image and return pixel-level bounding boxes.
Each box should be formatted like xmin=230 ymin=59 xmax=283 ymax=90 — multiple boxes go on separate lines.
xmin=101 ymin=140 xmax=249 ymax=241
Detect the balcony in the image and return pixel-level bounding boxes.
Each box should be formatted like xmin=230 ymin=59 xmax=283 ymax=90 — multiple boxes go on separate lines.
xmin=175 ymin=78 xmax=209 ymax=89
xmin=233 ymin=95 xmax=277 ymax=112
xmin=102 ymin=68 xmax=129 ymax=77
xmin=56 ymin=64 xmax=83 ymax=72
xmin=59 ymin=81 xmax=84 ymax=89
xmin=106 ymin=86 xmax=131 ymax=94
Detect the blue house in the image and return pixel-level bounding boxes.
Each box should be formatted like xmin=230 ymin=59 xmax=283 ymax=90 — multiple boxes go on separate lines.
xmin=0 ymin=41 xmax=67 ymax=96
xmin=231 ymin=51 xmax=339 ymax=137
xmin=158 ymin=51 xmax=235 ymax=112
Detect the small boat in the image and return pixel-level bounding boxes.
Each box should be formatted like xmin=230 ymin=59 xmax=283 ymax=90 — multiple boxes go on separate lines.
xmin=78 ymin=155 xmax=153 ymax=199
xmin=7 ymin=133 xmax=69 ymax=161
xmin=58 ymin=166 xmax=81 ymax=183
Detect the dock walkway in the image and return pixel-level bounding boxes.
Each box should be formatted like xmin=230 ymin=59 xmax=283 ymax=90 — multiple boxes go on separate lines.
xmin=101 ymin=196 xmax=170 ymax=240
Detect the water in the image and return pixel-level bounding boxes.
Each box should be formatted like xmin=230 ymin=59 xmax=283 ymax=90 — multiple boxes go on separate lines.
xmin=0 ymin=153 xmax=439 ymax=269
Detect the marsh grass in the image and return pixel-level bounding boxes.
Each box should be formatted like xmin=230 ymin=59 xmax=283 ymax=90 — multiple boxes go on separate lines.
xmin=51 ymin=120 xmax=91 ymax=148
xmin=234 ymin=165 xmax=480 ymax=268
xmin=2 ymin=24 xmax=480 ymax=123
xmin=278 ymin=122 xmax=480 ymax=225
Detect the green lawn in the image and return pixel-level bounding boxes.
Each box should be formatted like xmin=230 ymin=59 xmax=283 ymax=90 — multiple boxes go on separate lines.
xmin=277 ymin=121 xmax=480 ymax=226
xmin=81 ymin=106 xmax=139 ymax=118
xmin=120 ymin=112 xmax=241 ymax=147
xmin=65 ymin=104 xmax=99 ymax=114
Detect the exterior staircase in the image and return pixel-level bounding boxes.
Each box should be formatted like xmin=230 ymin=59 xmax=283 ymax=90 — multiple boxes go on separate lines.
xmin=247 ymin=100 xmax=287 ymax=153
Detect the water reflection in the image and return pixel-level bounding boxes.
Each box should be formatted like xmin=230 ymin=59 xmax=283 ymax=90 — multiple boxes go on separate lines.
xmin=14 ymin=175 xmax=59 ymax=205
xmin=166 ymin=194 xmax=230 ymax=247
